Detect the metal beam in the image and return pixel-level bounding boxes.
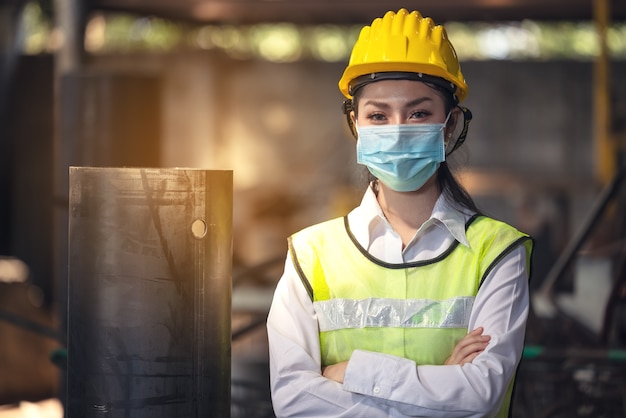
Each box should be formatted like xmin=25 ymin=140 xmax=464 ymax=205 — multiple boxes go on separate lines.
xmin=92 ymin=0 xmax=626 ymax=24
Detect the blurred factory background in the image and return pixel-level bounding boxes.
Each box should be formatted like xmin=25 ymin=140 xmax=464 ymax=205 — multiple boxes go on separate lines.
xmin=1 ymin=0 xmax=626 ymax=416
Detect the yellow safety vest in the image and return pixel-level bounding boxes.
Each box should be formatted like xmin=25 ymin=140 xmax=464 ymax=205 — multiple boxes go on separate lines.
xmin=288 ymin=214 xmax=533 ymax=418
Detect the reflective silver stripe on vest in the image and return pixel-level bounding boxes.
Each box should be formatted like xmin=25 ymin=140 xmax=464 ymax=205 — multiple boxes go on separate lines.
xmin=314 ymin=297 xmax=474 ymax=332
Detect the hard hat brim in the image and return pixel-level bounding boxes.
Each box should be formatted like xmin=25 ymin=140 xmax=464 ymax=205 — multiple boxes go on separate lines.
xmin=339 ymin=63 xmax=468 ymax=102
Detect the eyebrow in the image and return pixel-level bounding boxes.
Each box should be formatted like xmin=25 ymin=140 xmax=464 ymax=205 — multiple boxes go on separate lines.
xmin=361 ymin=97 xmax=434 ymax=109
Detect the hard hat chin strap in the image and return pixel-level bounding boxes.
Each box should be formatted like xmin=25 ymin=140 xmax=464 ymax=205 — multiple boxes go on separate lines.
xmin=342 ymin=99 xmax=358 ymax=139
xmin=446 ymin=106 xmax=473 ymax=157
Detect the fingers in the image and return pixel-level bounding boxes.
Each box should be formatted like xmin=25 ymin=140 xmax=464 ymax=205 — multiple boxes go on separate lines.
xmin=467 ymin=326 xmax=485 ymax=337
xmin=456 ymin=339 xmax=490 ymax=361
xmin=322 ymin=361 xmax=348 ymax=383
xmin=445 ymin=327 xmax=491 ymax=366
xmin=458 ymin=352 xmax=480 ymax=366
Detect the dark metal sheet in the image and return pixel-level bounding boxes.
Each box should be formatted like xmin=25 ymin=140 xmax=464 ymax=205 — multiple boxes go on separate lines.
xmin=67 ymin=167 xmax=233 ymax=418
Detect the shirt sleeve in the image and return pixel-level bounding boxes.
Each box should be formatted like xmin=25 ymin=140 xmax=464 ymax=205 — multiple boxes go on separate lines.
xmin=267 ymin=253 xmax=392 ymax=417
xmin=342 ymin=245 xmax=530 ymax=417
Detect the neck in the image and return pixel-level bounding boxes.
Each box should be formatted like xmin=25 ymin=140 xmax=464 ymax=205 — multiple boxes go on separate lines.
xmin=376 ymin=177 xmax=440 ymax=246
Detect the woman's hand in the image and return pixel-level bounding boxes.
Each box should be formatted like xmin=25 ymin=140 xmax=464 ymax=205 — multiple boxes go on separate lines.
xmin=322 ymin=361 xmax=349 ymax=383
xmin=445 ymin=326 xmax=491 ymax=366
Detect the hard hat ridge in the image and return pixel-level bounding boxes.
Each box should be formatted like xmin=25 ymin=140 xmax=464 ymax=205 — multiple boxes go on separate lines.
xmin=338 ymin=8 xmax=468 ymax=102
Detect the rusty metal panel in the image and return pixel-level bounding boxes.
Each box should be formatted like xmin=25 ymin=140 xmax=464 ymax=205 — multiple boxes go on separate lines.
xmin=67 ymin=167 xmax=232 ymax=417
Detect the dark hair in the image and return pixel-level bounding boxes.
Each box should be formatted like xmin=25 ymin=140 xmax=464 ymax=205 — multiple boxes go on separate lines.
xmin=351 ymin=80 xmax=481 ymax=214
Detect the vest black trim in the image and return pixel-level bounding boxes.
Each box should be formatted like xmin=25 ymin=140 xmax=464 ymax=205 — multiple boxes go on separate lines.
xmin=342 ymin=214 xmax=480 ymax=269
xmin=478 ymin=235 xmax=534 ymax=290
xmin=288 ymin=236 xmax=314 ymax=300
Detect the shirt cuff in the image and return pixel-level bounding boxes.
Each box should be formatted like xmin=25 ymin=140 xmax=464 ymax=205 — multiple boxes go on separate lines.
xmin=343 ymin=349 xmax=415 ymax=399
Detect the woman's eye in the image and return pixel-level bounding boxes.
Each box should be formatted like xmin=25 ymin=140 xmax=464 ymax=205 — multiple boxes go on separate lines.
xmin=367 ymin=113 xmax=386 ymax=121
xmin=410 ymin=111 xmax=430 ymax=119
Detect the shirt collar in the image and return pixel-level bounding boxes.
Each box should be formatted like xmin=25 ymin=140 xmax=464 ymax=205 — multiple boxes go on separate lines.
xmin=430 ymin=193 xmax=472 ymax=247
xmin=349 ymin=183 xmax=473 ymax=248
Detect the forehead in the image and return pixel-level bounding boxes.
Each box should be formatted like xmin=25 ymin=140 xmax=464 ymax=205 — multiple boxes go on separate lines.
xmin=358 ymin=79 xmax=444 ymax=105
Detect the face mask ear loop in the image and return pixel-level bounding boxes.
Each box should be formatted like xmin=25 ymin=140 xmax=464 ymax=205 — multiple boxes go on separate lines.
xmin=342 ymin=99 xmax=358 ymax=139
xmin=445 ymin=106 xmax=473 ymax=157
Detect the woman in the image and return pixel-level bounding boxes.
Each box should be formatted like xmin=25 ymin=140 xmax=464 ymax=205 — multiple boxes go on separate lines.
xmin=267 ymin=9 xmax=533 ymax=417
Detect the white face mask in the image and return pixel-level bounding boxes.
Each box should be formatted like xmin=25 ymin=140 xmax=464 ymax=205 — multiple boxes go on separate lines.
xmin=356 ymin=121 xmax=447 ymax=192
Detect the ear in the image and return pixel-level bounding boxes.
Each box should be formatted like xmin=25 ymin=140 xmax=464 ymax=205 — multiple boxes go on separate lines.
xmin=444 ymin=106 xmax=462 ymax=144
xmin=348 ymin=111 xmax=358 ymax=139
xmin=445 ymin=106 xmax=473 ymax=156
xmin=342 ymin=99 xmax=358 ymax=139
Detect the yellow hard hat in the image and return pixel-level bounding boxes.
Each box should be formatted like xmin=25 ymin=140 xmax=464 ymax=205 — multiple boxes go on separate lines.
xmin=338 ymin=9 xmax=468 ymax=102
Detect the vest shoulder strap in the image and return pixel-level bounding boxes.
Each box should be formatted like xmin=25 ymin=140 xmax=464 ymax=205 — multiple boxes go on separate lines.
xmin=465 ymin=216 xmax=534 ymax=287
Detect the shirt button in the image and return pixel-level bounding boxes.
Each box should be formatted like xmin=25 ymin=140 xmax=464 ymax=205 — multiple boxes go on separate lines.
xmin=373 ymin=386 xmax=381 ymax=394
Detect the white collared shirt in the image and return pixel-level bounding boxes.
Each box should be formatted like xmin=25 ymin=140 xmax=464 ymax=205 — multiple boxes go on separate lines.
xmin=267 ymin=185 xmax=530 ymax=418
